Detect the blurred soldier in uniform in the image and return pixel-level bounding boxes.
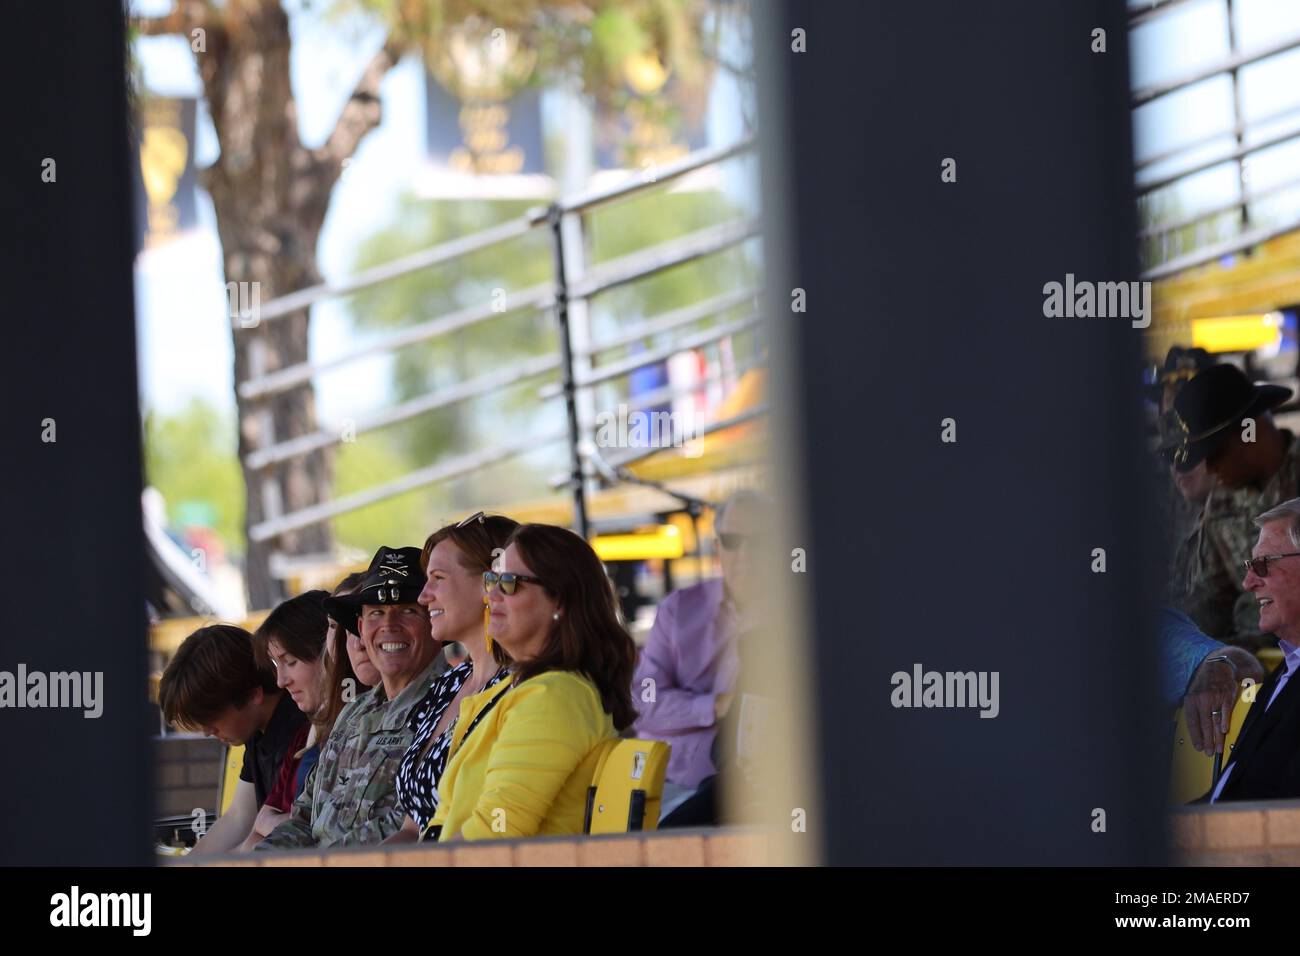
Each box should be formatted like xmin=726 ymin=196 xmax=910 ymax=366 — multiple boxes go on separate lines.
xmin=1162 ymin=408 xmax=1233 ymax=636
xmin=1171 ymin=364 xmax=1298 ymax=650
xmin=1149 ymin=348 xmax=1217 ymax=562
xmin=259 ymin=546 xmax=445 ymax=850
xmin=1149 ymin=348 xmax=1221 ymax=627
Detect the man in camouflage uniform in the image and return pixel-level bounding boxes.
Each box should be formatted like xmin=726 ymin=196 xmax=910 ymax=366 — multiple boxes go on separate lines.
xmin=258 ymin=545 xmax=446 ymax=850
xmin=1171 ymin=364 xmax=1298 ymax=651
xmin=258 ymin=656 xmax=441 ymax=848
xmin=1152 ymin=349 xmax=1216 ymax=594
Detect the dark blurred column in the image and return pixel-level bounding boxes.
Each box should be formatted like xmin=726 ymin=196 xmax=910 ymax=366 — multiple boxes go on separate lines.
xmin=0 ymin=1 xmax=151 ymax=864
xmin=756 ymin=1 xmax=1165 ymax=864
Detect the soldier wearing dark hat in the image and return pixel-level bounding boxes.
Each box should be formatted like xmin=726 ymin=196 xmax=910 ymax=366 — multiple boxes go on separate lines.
xmin=1150 ymin=348 xmax=1219 ymax=578
xmin=1170 ymin=364 xmax=1299 ymax=650
xmin=259 ymin=546 xmax=448 ymax=850
xmin=1146 ymin=345 xmax=1215 ymax=410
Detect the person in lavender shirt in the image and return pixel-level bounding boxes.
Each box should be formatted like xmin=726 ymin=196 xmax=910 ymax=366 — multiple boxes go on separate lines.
xmin=632 ymin=490 xmax=772 ymax=820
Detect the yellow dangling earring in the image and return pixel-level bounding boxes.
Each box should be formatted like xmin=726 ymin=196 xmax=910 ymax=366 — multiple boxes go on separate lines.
xmin=483 ymin=601 xmax=493 ymax=655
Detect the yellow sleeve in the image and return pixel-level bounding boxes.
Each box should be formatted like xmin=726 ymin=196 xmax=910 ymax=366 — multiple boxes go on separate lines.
xmin=459 ymin=676 xmax=605 ymax=840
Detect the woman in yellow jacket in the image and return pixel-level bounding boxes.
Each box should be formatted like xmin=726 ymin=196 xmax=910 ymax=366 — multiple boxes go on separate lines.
xmin=428 ymin=523 xmax=638 ymax=841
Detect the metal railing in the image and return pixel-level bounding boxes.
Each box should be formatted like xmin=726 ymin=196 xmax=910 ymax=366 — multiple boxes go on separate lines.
xmin=1130 ymin=0 xmax=1300 ymax=275
xmin=238 ymin=138 xmax=763 ymax=569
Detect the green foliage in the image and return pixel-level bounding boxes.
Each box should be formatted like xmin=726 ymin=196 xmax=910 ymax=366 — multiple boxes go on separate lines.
xmin=584 ymin=186 xmax=758 ymax=414
xmin=587 ymin=185 xmax=748 ymax=298
xmin=350 ymin=198 xmax=556 ymax=467
xmin=333 ymin=430 xmax=447 ymax=550
xmin=140 ymin=390 xmax=452 ymax=560
xmin=345 ymin=185 xmax=755 ymax=505
xmin=588 ymin=7 xmax=648 ymax=82
xmin=333 ymin=0 xmax=717 ymax=111
xmin=143 ymin=399 xmax=245 ymax=551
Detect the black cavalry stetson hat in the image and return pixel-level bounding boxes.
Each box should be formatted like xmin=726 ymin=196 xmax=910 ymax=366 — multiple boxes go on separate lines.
xmin=322 ymin=546 xmax=425 ymax=630
xmin=1144 ymin=346 xmax=1215 ymax=404
xmin=1171 ymin=364 xmax=1292 ymax=472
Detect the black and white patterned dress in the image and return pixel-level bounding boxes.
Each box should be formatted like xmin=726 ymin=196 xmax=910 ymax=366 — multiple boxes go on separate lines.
xmin=395 ymin=661 xmax=510 ymax=833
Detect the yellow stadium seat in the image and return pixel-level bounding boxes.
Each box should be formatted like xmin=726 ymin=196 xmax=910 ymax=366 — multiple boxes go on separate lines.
xmin=219 ymin=745 xmax=245 ymax=816
xmin=583 ymin=739 xmax=671 ymax=834
xmin=1257 ymin=647 xmax=1284 ymax=674
xmin=1169 ymin=682 xmax=1257 ymax=805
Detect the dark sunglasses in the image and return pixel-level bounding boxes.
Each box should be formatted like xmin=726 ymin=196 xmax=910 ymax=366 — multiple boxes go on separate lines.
xmin=456 ymin=511 xmax=486 ymax=528
xmin=1243 ymin=552 xmax=1300 ymax=577
xmin=483 ymin=570 xmax=547 ymax=595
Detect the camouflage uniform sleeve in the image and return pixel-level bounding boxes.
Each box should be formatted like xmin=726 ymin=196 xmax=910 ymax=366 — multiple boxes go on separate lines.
xmin=325 ymin=729 xmax=410 ymax=847
xmin=346 ymin=796 xmax=407 ymax=845
xmin=1202 ymin=495 xmax=1269 ymax=650
xmin=255 ymin=760 xmax=319 ymax=850
xmin=1171 ymin=515 xmax=1236 ymax=640
xmin=1178 ymin=548 xmax=1236 ymax=639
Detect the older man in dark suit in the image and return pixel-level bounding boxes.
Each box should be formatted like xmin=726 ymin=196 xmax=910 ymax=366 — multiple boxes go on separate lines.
xmin=1208 ymin=497 xmax=1300 ymax=802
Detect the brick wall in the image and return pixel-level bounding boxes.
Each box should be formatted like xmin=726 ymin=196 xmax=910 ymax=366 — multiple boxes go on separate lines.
xmin=1170 ymin=799 xmax=1300 ymax=865
xmin=167 ymin=827 xmax=769 ymax=867
xmin=155 ymin=734 xmax=223 ymax=818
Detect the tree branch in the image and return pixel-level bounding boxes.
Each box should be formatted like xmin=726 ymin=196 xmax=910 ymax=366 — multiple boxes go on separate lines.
xmin=701 ymin=48 xmax=754 ymax=82
xmin=313 ymin=36 xmax=406 ymax=174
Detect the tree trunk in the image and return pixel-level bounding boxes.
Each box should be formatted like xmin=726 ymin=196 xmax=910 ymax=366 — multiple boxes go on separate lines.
xmin=226 ymin=273 xmax=334 ymax=612
xmin=132 ymin=0 xmax=402 ymax=609
xmin=193 ymin=2 xmax=342 ymax=609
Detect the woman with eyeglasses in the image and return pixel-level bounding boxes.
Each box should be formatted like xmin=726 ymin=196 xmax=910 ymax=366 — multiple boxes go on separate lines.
xmin=383 ymin=513 xmax=518 ymax=843
xmin=427 ymin=523 xmax=637 ymax=841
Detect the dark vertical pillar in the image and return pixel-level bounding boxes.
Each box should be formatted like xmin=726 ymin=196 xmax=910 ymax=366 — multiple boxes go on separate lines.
xmin=549 ymin=206 xmax=591 ymax=539
xmin=757 ymin=1 xmax=1165 ymax=863
xmin=0 ymin=0 xmax=152 ymax=865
